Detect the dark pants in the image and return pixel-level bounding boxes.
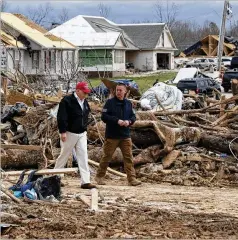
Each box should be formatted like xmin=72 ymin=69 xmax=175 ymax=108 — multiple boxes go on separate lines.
xmin=231 ymin=79 xmax=238 ymax=105
xmin=96 ymin=138 xmax=136 ymax=181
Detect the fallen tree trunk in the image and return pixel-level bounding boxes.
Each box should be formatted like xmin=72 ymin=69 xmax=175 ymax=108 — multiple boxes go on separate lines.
xmin=199 ymin=133 xmax=238 ymax=155
xmin=1 ymin=149 xmax=45 ymax=169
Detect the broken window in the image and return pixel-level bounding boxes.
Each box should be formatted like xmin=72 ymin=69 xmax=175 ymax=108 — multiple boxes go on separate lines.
xmin=114 ymin=50 xmax=124 ymax=64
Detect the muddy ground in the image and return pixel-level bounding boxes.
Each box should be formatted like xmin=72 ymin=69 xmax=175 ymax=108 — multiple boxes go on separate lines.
xmin=1 ymin=175 xmax=238 ymax=239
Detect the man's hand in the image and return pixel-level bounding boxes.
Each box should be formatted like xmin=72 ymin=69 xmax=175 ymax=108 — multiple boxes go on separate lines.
xmin=61 ymin=133 xmax=67 ymax=142
xmin=123 ymin=120 xmax=130 ymax=127
xmin=118 ymin=119 xmax=125 ymax=126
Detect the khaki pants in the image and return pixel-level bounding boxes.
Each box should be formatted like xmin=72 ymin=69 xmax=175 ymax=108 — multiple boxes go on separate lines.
xmin=54 ymin=131 xmax=90 ymax=184
xmin=96 ymin=138 xmax=136 ymax=181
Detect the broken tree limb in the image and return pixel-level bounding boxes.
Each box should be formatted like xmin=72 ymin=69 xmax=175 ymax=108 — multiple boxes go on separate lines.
xmin=162 ymin=150 xmax=181 ymax=169
xmin=1 ymin=186 xmax=22 ymax=204
xmin=152 ymin=95 xmax=238 ymax=116
xmin=132 ymin=120 xmax=201 ymax=154
xmin=154 ymin=94 xmax=179 ymax=126
xmin=88 ymin=159 xmax=126 ymax=178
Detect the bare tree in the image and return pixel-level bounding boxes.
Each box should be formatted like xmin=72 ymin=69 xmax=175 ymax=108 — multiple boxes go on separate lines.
xmin=98 ymin=3 xmax=111 ymax=19
xmin=25 ymin=2 xmax=53 ymax=26
xmin=154 ymin=0 xmax=179 ymax=30
xmin=131 ymin=19 xmax=152 ymax=24
xmin=1 ymin=0 xmax=9 ymax=11
xmin=57 ymin=7 xmax=70 ymax=24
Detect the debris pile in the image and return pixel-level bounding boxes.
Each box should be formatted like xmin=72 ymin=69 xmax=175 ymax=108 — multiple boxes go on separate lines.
xmin=1 ymin=79 xmax=238 ymax=188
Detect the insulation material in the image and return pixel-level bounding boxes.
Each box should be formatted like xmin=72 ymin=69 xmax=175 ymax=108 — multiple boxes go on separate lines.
xmin=140 ymin=82 xmax=183 ymax=111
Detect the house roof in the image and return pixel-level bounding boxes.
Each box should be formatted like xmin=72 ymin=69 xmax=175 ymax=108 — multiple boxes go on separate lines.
xmin=83 ymin=16 xmax=121 ymax=32
xmin=1 ymin=30 xmax=26 ymax=48
xmin=50 ymin=15 xmax=127 ymax=48
xmin=50 ymin=15 xmax=176 ymax=51
xmin=118 ymin=24 xmax=165 ymax=50
xmin=1 ymin=13 xmax=75 ymax=49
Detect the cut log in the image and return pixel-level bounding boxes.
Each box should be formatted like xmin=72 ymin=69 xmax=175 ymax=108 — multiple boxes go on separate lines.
xmin=1 ymin=148 xmax=45 ymax=169
xmin=199 ymin=133 xmax=238 ymax=155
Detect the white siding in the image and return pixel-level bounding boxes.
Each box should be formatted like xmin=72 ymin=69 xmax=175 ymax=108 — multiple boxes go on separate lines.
xmin=164 ymin=31 xmax=173 ymax=48
xmin=115 ymin=37 xmax=126 ymax=48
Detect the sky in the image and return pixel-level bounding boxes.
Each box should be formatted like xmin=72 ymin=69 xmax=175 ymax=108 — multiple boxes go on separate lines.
xmin=3 ymin=0 xmax=238 ymax=26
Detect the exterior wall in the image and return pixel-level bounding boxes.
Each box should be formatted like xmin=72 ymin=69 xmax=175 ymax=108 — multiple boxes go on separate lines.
xmin=6 ymin=48 xmax=25 ymax=73
xmin=127 ymin=51 xmax=154 ymax=71
xmin=153 ymin=50 xmax=175 ymax=70
xmin=79 ymin=49 xmax=113 ymax=74
xmin=164 ymin=31 xmax=173 ymax=48
xmin=115 ymin=37 xmax=126 ymax=48
xmin=126 ymin=50 xmax=175 ymax=71
xmin=156 ymin=28 xmax=175 ymax=49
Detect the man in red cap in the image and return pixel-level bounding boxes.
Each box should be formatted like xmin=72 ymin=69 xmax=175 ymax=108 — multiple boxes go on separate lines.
xmin=55 ymin=81 xmax=96 ymax=189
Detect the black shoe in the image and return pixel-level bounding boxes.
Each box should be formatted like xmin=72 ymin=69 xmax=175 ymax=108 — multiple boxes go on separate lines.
xmin=81 ymin=183 xmax=97 ymax=189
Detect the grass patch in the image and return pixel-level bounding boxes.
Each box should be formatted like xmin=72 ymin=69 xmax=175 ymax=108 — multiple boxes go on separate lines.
xmin=88 ymin=72 xmax=177 ymax=93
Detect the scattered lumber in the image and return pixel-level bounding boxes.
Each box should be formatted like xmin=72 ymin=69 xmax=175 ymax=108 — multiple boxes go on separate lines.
xmin=1 ymin=144 xmax=42 ymax=151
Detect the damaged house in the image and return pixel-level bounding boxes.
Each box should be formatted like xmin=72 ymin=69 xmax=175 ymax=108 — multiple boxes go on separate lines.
xmin=50 ymin=15 xmax=177 ymax=77
xmin=1 ymin=13 xmax=76 ymax=80
xmin=180 ymin=35 xmax=238 ymax=57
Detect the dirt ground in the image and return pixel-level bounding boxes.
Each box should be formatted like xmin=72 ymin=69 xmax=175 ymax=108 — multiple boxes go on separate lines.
xmin=1 ymin=175 xmax=238 ymax=239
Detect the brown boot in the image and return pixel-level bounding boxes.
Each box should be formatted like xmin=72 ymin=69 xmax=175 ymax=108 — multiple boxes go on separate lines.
xmin=128 ymin=178 xmax=141 ymax=186
xmin=95 ymin=176 xmax=106 ymax=185
xmin=81 ymin=183 xmax=97 ymax=189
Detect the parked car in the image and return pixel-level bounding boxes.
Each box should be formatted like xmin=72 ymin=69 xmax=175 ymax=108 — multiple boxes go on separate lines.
xmin=221 ymin=69 xmax=238 ymax=92
xmin=230 ymin=56 xmax=238 ymax=69
xmin=186 ymin=58 xmax=217 ymax=69
xmin=177 ymin=78 xmax=221 ymax=99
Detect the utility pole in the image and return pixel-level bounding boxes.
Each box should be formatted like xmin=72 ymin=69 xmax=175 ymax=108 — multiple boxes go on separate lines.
xmin=217 ymin=0 xmax=229 ymax=71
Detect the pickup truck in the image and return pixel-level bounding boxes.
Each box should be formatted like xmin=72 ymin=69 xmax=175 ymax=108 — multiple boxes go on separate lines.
xmin=221 ymin=69 xmax=238 ymax=92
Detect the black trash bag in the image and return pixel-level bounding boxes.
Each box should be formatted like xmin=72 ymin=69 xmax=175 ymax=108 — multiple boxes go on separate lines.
xmin=34 ymin=175 xmax=61 ymax=200
xmin=1 ymin=102 xmax=28 ymax=123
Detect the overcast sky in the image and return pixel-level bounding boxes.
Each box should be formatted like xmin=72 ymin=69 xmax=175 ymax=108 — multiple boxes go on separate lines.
xmin=4 ymin=1 xmax=238 ymax=26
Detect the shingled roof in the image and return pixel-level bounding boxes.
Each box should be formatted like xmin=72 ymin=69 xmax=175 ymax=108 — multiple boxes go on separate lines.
xmin=119 ymin=24 xmax=165 ymax=50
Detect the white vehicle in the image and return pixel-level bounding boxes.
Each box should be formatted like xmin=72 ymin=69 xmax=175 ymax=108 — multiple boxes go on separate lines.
xmin=221 ymin=57 xmax=232 ymax=67
xmin=186 ymin=58 xmax=217 ymax=69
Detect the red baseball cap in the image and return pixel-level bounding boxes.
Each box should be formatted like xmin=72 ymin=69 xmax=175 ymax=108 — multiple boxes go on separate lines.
xmin=76 ymin=81 xmax=91 ymax=93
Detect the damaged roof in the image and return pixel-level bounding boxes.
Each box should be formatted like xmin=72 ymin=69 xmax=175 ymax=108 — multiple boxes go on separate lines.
xmin=119 ymin=24 xmax=165 ymax=50
xmin=0 ymin=30 xmax=25 ymax=48
xmin=1 ymin=13 xmax=75 ymax=49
